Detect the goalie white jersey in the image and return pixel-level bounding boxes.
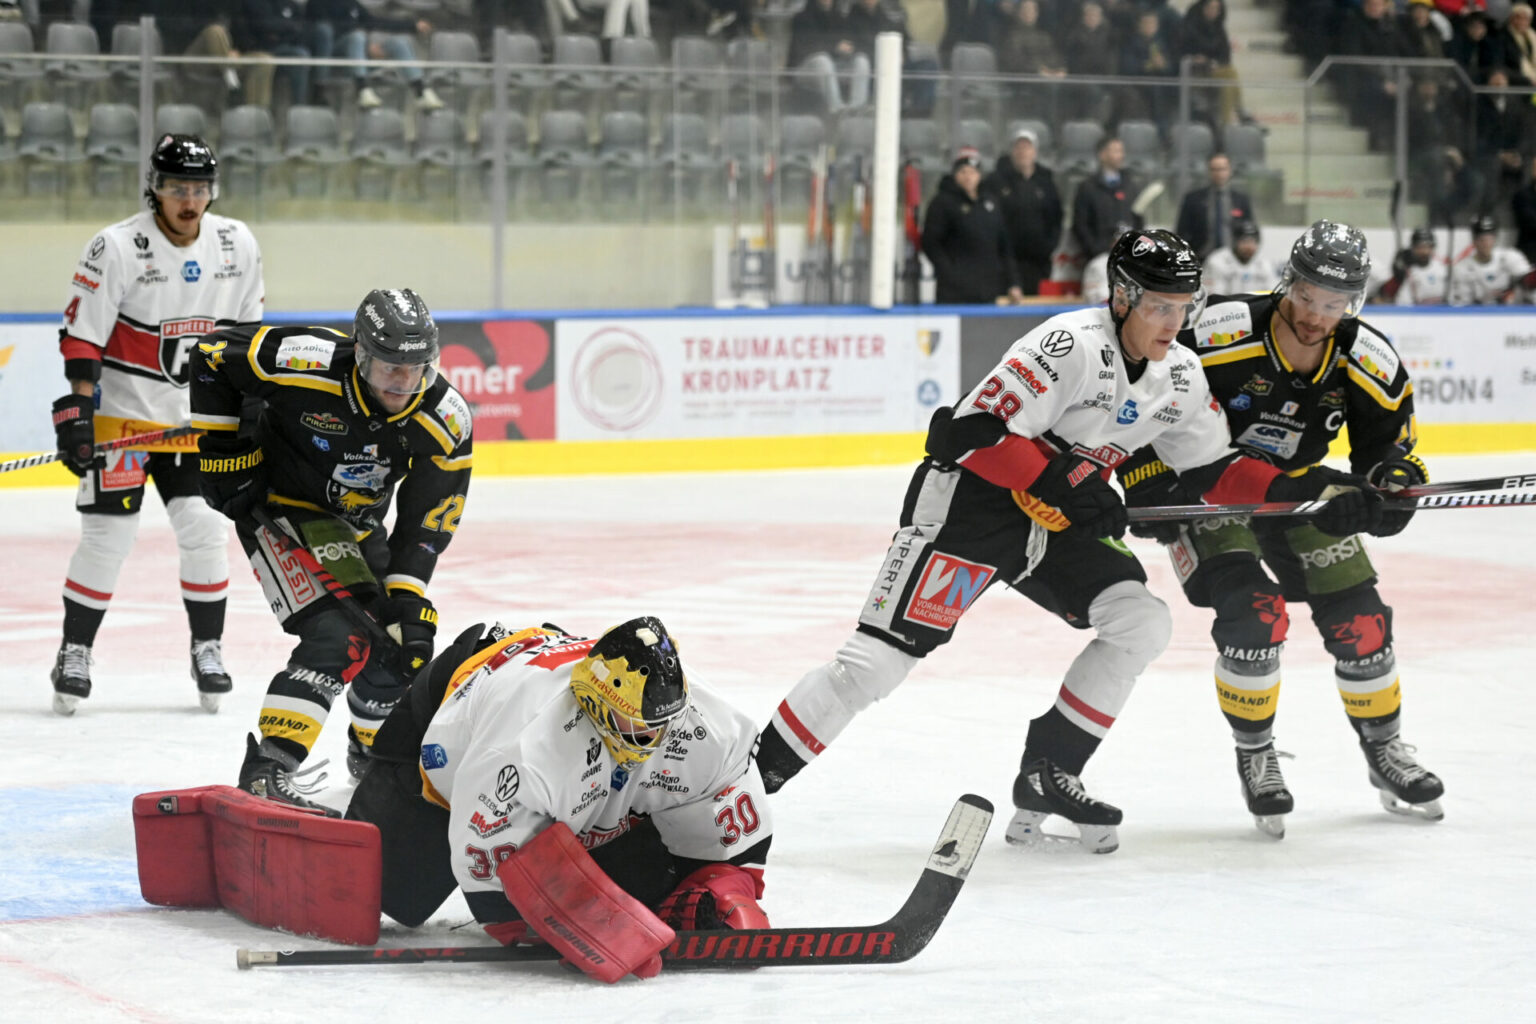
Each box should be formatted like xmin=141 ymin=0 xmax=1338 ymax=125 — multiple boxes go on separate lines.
xmin=957 ymin=304 xmax=1237 ymax=476
xmin=61 ymin=210 xmax=264 ymax=450
xmin=419 ymin=628 xmax=772 ymax=897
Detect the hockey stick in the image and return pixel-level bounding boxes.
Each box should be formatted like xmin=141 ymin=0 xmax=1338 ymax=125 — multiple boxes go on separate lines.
xmin=248 ymin=505 xmax=400 ymax=659
xmin=236 ymin=793 xmax=993 ymax=971
xmin=0 ymin=425 xmax=201 ymax=474
xmin=1128 ymin=487 xmax=1536 ymax=523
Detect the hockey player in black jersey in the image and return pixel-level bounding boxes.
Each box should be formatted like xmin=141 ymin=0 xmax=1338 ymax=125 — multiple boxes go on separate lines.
xmin=1119 ymin=220 xmax=1444 ymax=836
xmin=190 ymin=288 xmax=473 ymax=808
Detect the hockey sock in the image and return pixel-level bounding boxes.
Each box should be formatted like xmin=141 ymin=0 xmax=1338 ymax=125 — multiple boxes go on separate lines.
xmin=1335 ymin=660 xmax=1401 ymax=741
xmin=184 ymin=597 xmax=226 ymax=642
xmin=1022 ymin=707 xmax=1100 ymax=776
xmin=62 ymin=597 xmax=107 ymax=647
xmin=256 ymin=665 xmax=344 ymax=762
xmin=1215 ymin=656 xmax=1281 ymax=744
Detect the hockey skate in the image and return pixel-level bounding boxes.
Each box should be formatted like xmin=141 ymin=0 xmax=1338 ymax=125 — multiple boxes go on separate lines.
xmin=345 ymin=725 xmax=370 ymax=781
xmin=1361 ymin=736 xmax=1444 ymax=821
xmin=1236 ymin=743 xmax=1295 ymax=839
xmin=50 ymin=641 xmax=93 ymax=716
xmin=191 ymin=638 xmax=232 ymax=713
xmin=1005 ymin=757 xmax=1122 ymax=854
xmin=238 ymin=734 xmax=338 ymax=817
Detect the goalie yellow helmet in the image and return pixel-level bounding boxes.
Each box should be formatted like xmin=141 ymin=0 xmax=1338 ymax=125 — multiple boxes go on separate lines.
xmin=570 ymin=616 xmax=689 ymax=771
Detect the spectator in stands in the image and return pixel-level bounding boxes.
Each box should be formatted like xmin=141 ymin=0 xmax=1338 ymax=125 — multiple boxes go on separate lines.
xmin=1119 ymin=7 xmax=1178 ymax=137
xmin=91 ymin=2 xmax=248 ymax=104
xmin=233 ymin=0 xmax=319 ymax=108
xmin=1514 ymin=156 xmax=1536 ymax=261
xmin=601 ymin=0 xmax=652 ymax=41
xmin=1000 ymin=0 xmax=1067 ymax=75
xmin=847 ymin=0 xmax=939 ymax=115
xmin=1174 ymin=152 xmax=1255 ymax=257
xmin=921 ymin=147 xmax=1025 ymax=304
xmin=787 ymin=0 xmax=871 ymax=114
xmin=1409 ymin=74 xmax=1481 ymax=226
xmin=1181 ymin=0 xmax=1249 ymax=127
xmin=1072 ymin=136 xmax=1143 ymax=260
xmin=1343 ymin=0 xmax=1408 ymax=150
xmin=1400 ymin=0 xmax=1448 ymax=61
xmin=306 ymin=0 xmax=443 ymax=110
xmin=1062 ymin=1 xmax=1118 ymax=121
xmin=982 ymin=127 xmax=1063 ymax=294
xmin=1504 ymin=3 xmax=1536 ymax=83
xmin=1450 ymin=8 xmax=1517 ymax=84
xmin=472 ymin=0 xmax=546 ymax=50
xmin=1475 ymin=67 xmax=1535 ymax=208
xmin=942 ymin=0 xmax=1006 ymax=57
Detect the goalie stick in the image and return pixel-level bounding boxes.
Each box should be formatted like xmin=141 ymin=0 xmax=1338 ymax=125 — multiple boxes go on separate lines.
xmin=0 ymin=425 xmax=201 ymax=474
xmin=236 ymin=793 xmax=993 ymax=971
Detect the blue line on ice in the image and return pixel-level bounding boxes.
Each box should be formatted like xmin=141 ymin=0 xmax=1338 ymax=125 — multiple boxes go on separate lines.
xmin=0 ymin=785 xmax=147 ymax=921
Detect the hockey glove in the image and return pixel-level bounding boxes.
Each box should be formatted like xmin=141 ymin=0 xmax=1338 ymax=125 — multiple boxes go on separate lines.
xmin=197 ymin=433 xmax=267 ymax=522
xmin=1119 ymin=457 xmax=1190 ymax=545
xmin=51 ymin=393 xmax=99 ymax=477
xmin=385 ymin=592 xmax=437 ymax=672
xmin=657 ymin=864 xmax=770 ymax=932
xmin=1029 ymin=455 xmax=1128 ymax=539
xmin=1367 ymin=453 xmax=1428 ymax=537
xmin=1268 ymin=465 xmax=1383 ymax=538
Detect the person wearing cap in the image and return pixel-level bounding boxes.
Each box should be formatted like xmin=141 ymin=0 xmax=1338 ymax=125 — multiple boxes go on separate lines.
xmin=1399 ymin=0 xmax=1447 ymax=61
xmin=1175 ymin=152 xmax=1257 ymax=259
xmin=921 ymin=147 xmax=1024 ymax=305
xmin=1449 ymin=214 xmax=1536 ymax=303
xmin=981 ymin=127 xmax=1063 ymax=295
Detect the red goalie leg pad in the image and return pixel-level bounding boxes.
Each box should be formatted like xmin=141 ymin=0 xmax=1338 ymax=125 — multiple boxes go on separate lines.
xmin=496 ymin=822 xmax=676 ymax=983
xmin=658 ymin=863 xmax=770 ymax=931
xmin=133 ymin=786 xmax=383 ymax=945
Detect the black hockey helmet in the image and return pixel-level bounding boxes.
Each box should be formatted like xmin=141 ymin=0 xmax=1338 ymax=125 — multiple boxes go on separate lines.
xmin=353 ymin=288 xmax=439 ymax=401
xmin=1470 ymin=214 xmax=1498 ymax=236
xmin=1275 ymin=219 xmax=1371 ymax=318
xmin=570 ymin=616 xmax=690 ymax=769
xmin=1107 ymin=228 xmax=1207 ymax=328
xmin=1410 ymin=226 xmax=1435 ymax=248
xmin=144 ymin=132 xmax=218 ymax=208
xmin=1233 ymin=220 xmax=1261 ymax=242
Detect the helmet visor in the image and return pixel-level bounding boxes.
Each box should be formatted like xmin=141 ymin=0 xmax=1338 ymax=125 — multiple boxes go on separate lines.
xmin=1281 ymin=267 xmax=1366 ymax=319
xmin=1116 ymin=270 xmax=1208 ymax=330
xmin=151 ymin=172 xmax=218 ymax=202
xmin=358 ymin=349 xmax=438 ymax=401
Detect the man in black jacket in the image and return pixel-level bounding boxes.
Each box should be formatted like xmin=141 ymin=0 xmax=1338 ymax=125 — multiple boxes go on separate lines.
xmin=1071 ymin=136 xmax=1142 ymax=261
xmin=921 ymin=148 xmax=1023 ymax=305
xmin=981 ymin=127 xmax=1062 ymax=295
xmin=1174 ymin=152 xmax=1256 ymax=257
xmin=232 ymin=0 xmax=321 ymax=106
xmin=1515 ymin=156 xmax=1536 ymax=264
xmin=307 ymin=0 xmax=441 ymax=109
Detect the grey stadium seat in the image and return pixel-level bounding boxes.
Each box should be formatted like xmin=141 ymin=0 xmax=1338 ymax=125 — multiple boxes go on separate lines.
xmin=44 ymin=21 xmax=109 ymax=82
xmin=671 ymin=35 xmax=725 ymax=109
xmin=476 ymin=108 xmax=535 ymax=202
xmin=608 ymin=35 xmax=663 ymax=98
xmin=550 ymin=33 xmax=605 ymax=106
xmin=283 ymin=104 xmax=348 ymax=197
xmin=18 ymin=100 xmax=80 ymax=195
xmin=1170 ymin=121 xmax=1215 ymax=175
xmin=955 ymin=118 xmax=996 ymax=160
xmin=597 ymin=110 xmax=651 ymax=205
xmin=219 ymin=105 xmax=281 ymax=197
xmin=657 ymin=112 xmax=718 ymax=204
xmin=111 ymin=21 xmax=173 ymax=93
xmin=537 ymin=108 xmax=594 ymax=202
xmin=416 ymin=109 xmax=469 ymax=200
xmin=0 ymin=21 xmax=44 ymax=93
xmin=85 ymin=102 xmax=139 ymax=195
xmin=156 ymin=103 xmax=208 ymax=139
xmin=1058 ymin=119 xmax=1105 ymax=175
xmin=352 ymin=106 xmax=413 ymax=199
xmin=1116 ymin=118 xmax=1163 ymax=179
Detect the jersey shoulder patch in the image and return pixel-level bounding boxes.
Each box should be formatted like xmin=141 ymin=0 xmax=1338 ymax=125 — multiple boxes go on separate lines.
xmin=1347 ymin=323 xmax=1401 ymax=386
xmin=433 ymin=385 xmax=473 ymax=445
xmin=273 ymin=332 xmax=338 ymax=372
xmin=1188 ymin=298 xmax=1256 ymax=349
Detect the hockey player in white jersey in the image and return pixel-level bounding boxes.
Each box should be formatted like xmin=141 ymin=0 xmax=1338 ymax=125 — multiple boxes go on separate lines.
xmin=49 ymin=133 xmax=264 ymax=715
xmin=755 ymin=230 xmax=1383 ymax=853
xmin=1373 ymin=227 xmax=1446 ymax=306
xmin=1202 ymin=221 xmax=1280 ymax=295
xmin=346 ymin=617 xmax=772 ymax=982
xmin=1449 ymin=215 xmax=1535 ymax=305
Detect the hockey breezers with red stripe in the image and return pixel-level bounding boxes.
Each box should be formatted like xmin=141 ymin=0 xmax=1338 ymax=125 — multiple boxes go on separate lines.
xmin=1127 ymin=474 xmax=1536 ymax=523
xmin=236 ymin=794 xmax=992 ymax=971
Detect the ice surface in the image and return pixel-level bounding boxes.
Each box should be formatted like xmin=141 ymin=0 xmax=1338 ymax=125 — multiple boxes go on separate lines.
xmin=3 ymin=454 xmax=1535 ymax=1023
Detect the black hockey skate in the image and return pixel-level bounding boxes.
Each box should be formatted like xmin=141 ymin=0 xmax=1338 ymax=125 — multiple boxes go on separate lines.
xmin=238 ymin=734 xmax=339 ymax=817
xmin=1361 ymin=736 xmax=1444 ymax=821
xmin=1005 ymin=757 xmax=1123 ymax=854
xmin=50 ymin=641 xmax=93 ymax=716
xmin=1236 ymin=743 xmax=1295 ymax=839
xmin=190 ymin=638 xmax=232 ymax=713
xmin=345 ymin=725 xmax=370 ymax=781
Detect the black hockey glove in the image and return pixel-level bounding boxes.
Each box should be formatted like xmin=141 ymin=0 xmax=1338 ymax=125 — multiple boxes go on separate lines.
xmin=51 ymin=393 xmax=100 ymax=477
xmin=1268 ymin=466 xmax=1383 ymax=538
xmin=1367 ymin=453 xmax=1428 ymax=537
xmin=1030 ymin=455 xmax=1128 ymax=540
xmin=197 ymin=433 xmax=267 ymax=522
xmin=386 ymin=593 xmax=438 ymax=672
xmin=1119 ymin=458 xmax=1191 ymax=545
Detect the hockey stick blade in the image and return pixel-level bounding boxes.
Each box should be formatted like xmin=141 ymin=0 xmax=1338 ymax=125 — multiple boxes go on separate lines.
xmin=1129 ymin=488 xmax=1536 ymax=522
xmin=0 ymin=425 xmax=201 ymax=474
xmin=236 ymin=793 xmax=993 ymax=971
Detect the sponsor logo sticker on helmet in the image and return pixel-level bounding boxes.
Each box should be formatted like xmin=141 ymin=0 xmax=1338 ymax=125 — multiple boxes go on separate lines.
xmin=1132 ymin=235 xmax=1156 ymax=256
xmin=363 ymin=303 xmax=387 ymax=330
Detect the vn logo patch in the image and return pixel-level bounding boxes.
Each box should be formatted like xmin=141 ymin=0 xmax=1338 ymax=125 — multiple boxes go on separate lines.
xmin=902 ymin=554 xmax=995 ymax=631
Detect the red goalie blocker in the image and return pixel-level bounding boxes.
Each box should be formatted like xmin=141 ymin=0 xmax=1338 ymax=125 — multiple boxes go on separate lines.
xmin=132 ymin=785 xmax=382 ymax=945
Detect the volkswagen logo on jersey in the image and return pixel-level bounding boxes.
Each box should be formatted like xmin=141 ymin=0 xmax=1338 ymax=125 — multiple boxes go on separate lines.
xmin=1117 ymin=399 xmax=1139 ymax=424
xmin=181 ymin=260 xmax=201 ymax=283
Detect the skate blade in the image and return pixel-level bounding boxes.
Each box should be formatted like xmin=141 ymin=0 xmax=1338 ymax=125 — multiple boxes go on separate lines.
xmin=198 ymin=691 xmax=224 ymax=714
xmin=1377 ymin=790 xmax=1444 ymax=822
xmin=51 ymin=692 xmax=81 ymax=716
xmin=1004 ymin=809 xmax=1119 ymax=854
xmin=1252 ymin=814 xmax=1286 ymax=839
